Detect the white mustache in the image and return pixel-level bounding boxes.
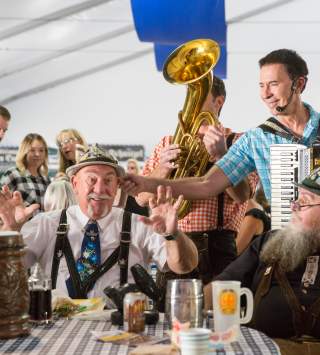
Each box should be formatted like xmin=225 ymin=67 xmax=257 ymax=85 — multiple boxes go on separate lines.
xmin=87 ymin=193 xmax=112 ymax=201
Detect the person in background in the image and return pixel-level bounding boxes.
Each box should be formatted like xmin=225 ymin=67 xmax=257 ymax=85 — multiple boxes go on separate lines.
xmin=0 ymin=105 xmax=10 ymax=143
xmin=236 ymin=185 xmax=271 ymax=254
xmin=126 ymin=158 xmax=140 ymax=175
xmin=0 ymin=133 xmax=50 ymax=211
xmin=44 ymin=177 xmax=77 ymax=212
xmin=204 ymin=168 xmax=320 ymax=353
xmin=56 ymin=129 xmax=87 ymax=177
xmin=0 ymin=145 xmax=198 ymax=299
xmin=136 ymin=76 xmax=258 ymax=293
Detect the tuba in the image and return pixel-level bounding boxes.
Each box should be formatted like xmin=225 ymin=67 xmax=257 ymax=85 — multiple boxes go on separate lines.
xmin=163 ymin=38 xmax=220 ymax=219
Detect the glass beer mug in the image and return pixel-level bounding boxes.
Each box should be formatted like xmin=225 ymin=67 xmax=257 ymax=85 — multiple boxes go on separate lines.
xmin=28 ymin=263 xmax=52 ymax=324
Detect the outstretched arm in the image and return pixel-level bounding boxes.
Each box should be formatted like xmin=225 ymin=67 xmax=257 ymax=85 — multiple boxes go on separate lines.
xmin=140 ymin=185 xmax=198 ymax=274
xmin=122 ymin=164 xmax=231 ymax=200
xmin=137 ymin=141 xmax=180 ymax=206
xmin=0 ymin=185 xmax=39 ymax=231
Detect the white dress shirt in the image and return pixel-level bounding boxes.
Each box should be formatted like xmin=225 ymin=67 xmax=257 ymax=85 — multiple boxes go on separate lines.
xmin=22 ymin=205 xmax=167 ymax=298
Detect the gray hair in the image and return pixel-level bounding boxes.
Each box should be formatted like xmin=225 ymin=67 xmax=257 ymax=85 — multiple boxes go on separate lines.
xmin=44 ymin=179 xmax=77 ymax=212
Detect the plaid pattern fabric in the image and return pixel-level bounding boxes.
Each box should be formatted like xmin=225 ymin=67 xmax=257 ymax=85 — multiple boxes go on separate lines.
xmin=142 ymin=134 xmax=258 ymax=233
xmin=0 ymin=317 xmax=281 ymax=354
xmin=0 ymin=167 xmax=50 ymax=211
xmin=216 ymin=103 xmax=320 ymax=203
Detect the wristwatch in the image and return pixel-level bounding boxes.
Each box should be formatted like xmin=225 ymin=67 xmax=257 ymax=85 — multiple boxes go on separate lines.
xmin=163 ymin=231 xmax=179 ymax=241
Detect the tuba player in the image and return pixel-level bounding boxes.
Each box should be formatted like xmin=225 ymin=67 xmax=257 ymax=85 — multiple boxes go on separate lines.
xmin=136 ymin=76 xmax=258 ymax=302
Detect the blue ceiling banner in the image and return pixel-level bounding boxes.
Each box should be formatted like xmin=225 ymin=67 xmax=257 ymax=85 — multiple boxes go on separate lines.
xmin=130 ymin=0 xmax=227 ymax=76
xmin=154 ymin=42 xmax=227 ymax=79
xmin=130 ymin=0 xmax=226 ymax=45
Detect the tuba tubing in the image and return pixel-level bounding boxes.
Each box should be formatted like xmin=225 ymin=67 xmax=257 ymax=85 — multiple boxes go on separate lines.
xmin=163 ymin=39 xmax=221 ymax=219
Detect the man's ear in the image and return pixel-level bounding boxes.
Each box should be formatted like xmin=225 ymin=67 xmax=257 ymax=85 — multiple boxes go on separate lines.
xmin=296 ymin=76 xmax=307 ymax=93
xmin=70 ymin=175 xmax=78 ymax=194
xmin=215 ymin=95 xmax=225 ymax=110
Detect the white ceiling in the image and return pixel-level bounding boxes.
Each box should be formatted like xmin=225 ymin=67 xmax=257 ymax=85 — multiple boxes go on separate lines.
xmin=0 ymin=0 xmax=319 ymax=156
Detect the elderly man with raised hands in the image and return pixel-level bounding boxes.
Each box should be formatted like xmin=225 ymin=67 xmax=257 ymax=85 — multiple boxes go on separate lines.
xmin=0 ymin=145 xmax=198 ymax=299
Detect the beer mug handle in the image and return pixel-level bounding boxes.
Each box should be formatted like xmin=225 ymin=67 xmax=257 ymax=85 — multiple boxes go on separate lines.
xmin=239 ymin=287 xmax=254 ymax=324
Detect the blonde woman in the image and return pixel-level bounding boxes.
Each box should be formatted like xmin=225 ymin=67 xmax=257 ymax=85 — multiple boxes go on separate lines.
xmin=0 ymin=133 xmax=50 ymax=211
xmin=126 ymin=158 xmax=140 ymax=175
xmin=56 ymin=129 xmax=87 ymax=176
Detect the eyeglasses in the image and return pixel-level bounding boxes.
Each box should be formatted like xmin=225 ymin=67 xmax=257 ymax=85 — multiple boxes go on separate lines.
xmin=290 ymin=200 xmax=320 ymax=212
xmin=58 ymin=137 xmax=77 ymax=148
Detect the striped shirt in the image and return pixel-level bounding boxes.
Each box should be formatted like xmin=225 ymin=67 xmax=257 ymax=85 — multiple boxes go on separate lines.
xmin=216 ymin=103 xmax=320 ymax=202
xmin=143 ymin=134 xmax=258 ymax=233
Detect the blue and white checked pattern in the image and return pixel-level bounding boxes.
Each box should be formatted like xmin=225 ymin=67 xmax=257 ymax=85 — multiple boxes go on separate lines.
xmin=216 ymin=103 xmax=320 ymax=202
xmin=0 ymin=318 xmax=280 ymax=355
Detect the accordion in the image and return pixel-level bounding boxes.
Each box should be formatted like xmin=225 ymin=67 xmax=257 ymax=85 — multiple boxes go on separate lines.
xmin=270 ymin=144 xmax=310 ymax=230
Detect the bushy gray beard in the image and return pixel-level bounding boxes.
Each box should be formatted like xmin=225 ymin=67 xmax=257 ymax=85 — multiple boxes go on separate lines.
xmin=260 ymin=224 xmax=320 ymax=272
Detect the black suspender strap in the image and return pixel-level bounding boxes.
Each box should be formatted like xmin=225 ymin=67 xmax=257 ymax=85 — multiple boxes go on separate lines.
xmin=51 ymin=209 xmax=68 ymax=290
xmin=52 ymin=209 xmax=132 ymax=298
xmin=118 ymin=210 xmax=132 ymax=286
xmin=259 ymin=117 xmax=302 ymax=143
xmin=82 ymin=246 xmax=120 ymax=296
xmin=216 ymin=133 xmax=236 ymax=231
xmin=274 ymin=264 xmax=305 ymax=337
xmin=217 ymin=193 xmax=224 ymax=230
xmin=51 ymin=209 xmax=84 ymax=298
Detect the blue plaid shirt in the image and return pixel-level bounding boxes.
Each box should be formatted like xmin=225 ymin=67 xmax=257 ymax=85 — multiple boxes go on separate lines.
xmin=216 ymin=103 xmax=320 ymax=202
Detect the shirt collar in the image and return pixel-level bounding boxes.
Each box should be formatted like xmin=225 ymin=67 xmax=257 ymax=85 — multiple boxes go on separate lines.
xmin=74 ymin=204 xmax=115 ymax=231
xmin=304 ymin=102 xmax=320 ymax=129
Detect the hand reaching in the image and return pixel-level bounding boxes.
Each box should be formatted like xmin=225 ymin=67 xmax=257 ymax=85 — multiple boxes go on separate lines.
xmin=202 ymin=124 xmax=227 ymax=161
xmin=139 ymin=185 xmax=183 ymax=236
xmin=0 ymin=185 xmax=39 ymax=231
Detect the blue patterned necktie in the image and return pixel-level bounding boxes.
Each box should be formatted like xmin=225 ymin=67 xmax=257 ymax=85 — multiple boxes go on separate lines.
xmin=76 ymin=220 xmax=101 ymax=281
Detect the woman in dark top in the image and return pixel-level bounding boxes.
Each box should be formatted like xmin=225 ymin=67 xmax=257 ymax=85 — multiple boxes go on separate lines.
xmin=236 ymin=186 xmax=271 ymax=254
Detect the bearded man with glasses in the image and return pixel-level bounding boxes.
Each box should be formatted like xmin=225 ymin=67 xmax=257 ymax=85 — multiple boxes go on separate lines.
xmin=204 ymin=167 xmax=320 ymax=354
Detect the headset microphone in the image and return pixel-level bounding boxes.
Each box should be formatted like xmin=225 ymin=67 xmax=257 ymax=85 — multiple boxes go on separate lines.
xmin=275 ymin=81 xmax=296 ymax=113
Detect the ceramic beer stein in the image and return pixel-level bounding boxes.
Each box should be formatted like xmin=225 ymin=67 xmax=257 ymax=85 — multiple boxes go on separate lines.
xmin=0 ymin=231 xmax=30 ymax=338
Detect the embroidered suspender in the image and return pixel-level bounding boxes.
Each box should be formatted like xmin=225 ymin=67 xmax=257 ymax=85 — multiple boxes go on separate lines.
xmin=119 ymin=210 xmax=132 ymax=286
xmin=51 ymin=209 xmax=132 ymax=298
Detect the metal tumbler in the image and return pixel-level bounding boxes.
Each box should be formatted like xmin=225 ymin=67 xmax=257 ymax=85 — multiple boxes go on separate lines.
xmin=165 ymin=279 xmax=203 ymax=328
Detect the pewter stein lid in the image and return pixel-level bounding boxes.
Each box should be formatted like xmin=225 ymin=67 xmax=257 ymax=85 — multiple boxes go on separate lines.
xmin=0 ymin=231 xmax=24 ymax=249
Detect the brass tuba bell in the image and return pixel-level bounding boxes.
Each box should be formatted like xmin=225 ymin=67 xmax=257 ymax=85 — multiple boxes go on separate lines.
xmin=163 ymin=38 xmax=220 ymax=219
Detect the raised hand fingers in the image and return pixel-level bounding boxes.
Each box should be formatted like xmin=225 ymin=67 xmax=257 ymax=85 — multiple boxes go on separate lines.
xmin=156 ymin=185 xmax=167 ymax=205
xmin=1 ymin=185 xmax=13 ymax=200
xmin=173 ymin=194 xmax=184 ymax=210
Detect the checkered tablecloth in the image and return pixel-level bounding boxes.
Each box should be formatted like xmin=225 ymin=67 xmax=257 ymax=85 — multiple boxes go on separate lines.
xmin=0 ymin=317 xmax=280 ymax=355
